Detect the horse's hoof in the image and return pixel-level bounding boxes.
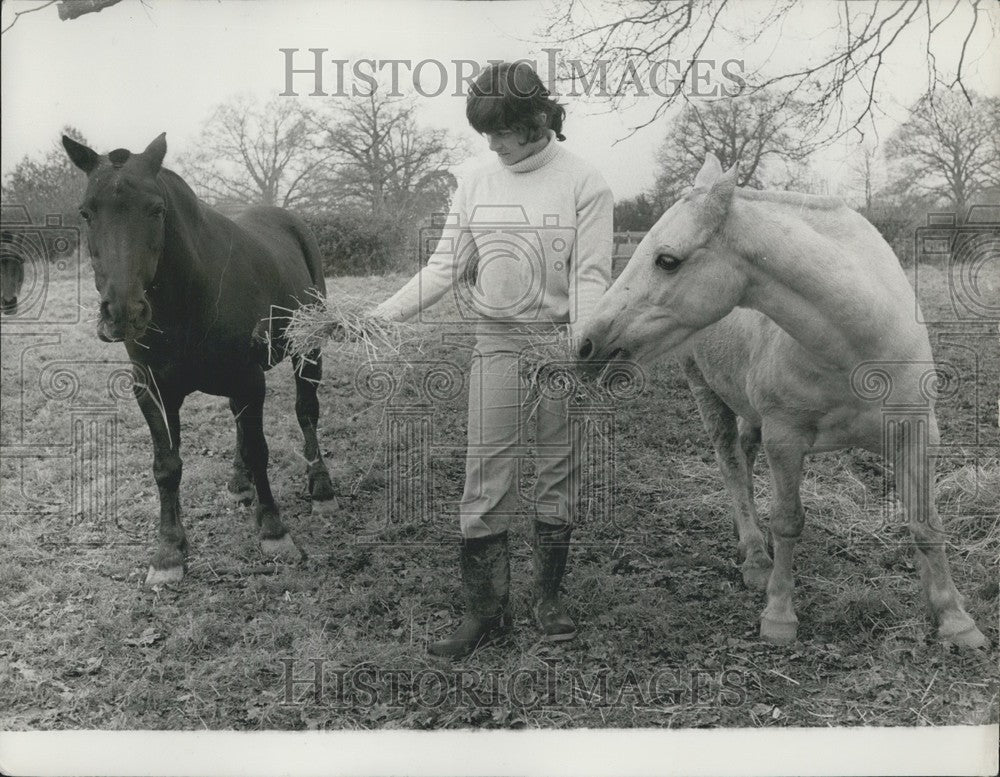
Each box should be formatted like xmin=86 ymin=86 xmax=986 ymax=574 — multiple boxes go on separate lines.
xmin=741 ymin=561 xmax=772 ymax=591
xmin=941 ymin=625 xmax=989 ymax=649
xmin=309 ymin=472 xmax=337 ymax=502
xmin=760 ymin=617 xmax=798 ymax=645
xmin=145 ymin=565 xmax=184 ymax=587
xmin=260 ymin=533 xmax=302 ymax=562
xmin=310 ymin=496 xmax=340 ymax=516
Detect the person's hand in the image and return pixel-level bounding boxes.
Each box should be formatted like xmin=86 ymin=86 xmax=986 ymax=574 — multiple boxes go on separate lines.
xmin=369 ymin=303 xmax=396 ymax=323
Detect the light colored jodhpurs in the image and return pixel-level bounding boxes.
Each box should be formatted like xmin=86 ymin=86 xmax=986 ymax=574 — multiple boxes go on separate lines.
xmin=459 ymin=321 xmax=585 ymax=539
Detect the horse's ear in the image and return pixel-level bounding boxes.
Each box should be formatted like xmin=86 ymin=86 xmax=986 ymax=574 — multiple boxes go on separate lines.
xmin=701 ymin=162 xmax=737 ymax=226
xmin=143 ymin=133 xmax=167 ymax=173
xmin=693 ymin=153 xmax=724 ymax=189
xmin=63 ymin=135 xmax=100 ymax=174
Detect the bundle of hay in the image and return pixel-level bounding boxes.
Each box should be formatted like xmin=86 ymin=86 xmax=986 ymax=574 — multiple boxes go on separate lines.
xmin=514 ymin=328 xmax=643 ymax=406
xmin=516 ymin=329 xmax=577 ymax=393
xmin=282 ymin=292 xmax=419 ymax=365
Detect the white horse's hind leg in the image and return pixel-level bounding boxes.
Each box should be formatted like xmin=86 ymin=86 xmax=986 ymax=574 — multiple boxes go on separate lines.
xmin=891 ymin=421 xmax=987 ymax=648
xmin=759 ymin=431 xmax=806 ymax=644
xmin=683 ymin=360 xmax=771 ymax=589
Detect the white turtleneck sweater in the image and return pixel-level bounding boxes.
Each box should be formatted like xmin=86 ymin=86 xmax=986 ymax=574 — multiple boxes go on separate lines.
xmin=373 ymin=133 xmax=614 ymax=342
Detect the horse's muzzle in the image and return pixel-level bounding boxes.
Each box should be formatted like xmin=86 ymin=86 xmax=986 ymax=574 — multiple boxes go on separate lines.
xmin=1 ymin=297 xmax=17 ymax=315
xmin=97 ymin=298 xmax=152 ymax=342
xmin=97 ymin=317 xmax=125 ymax=342
xmin=577 ymin=337 xmax=631 ymax=376
xmin=578 ymin=341 xmax=629 ymax=361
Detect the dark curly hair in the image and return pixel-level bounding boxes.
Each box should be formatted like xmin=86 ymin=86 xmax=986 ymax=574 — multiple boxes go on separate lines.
xmin=466 ymin=61 xmax=566 ymax=143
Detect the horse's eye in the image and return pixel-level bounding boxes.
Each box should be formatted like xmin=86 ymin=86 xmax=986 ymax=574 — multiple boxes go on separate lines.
xmin=655 ymin=253 xmax=684 ymax=273
xmin=149 ymin=204 xmax=166 ymax=218
xmin=79 ymin=208 xmax=92 ymax=223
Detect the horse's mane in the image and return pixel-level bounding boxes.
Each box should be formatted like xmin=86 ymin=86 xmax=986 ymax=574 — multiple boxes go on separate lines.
xmin=735 ymin=187 xmax=846 ymax=211
xmin=158 ymin=167 xmax=200 ymax=202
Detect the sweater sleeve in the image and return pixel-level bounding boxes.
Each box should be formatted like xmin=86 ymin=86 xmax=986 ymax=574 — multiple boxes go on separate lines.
xmin=372 ymin=183 xmax=473 ymax=323
xmin=568 ymin=171 xmax=614 ymax=345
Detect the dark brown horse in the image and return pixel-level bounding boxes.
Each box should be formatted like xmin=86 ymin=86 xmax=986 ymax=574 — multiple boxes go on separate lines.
xmin=63 ymin=133 xmax=337 ymax=586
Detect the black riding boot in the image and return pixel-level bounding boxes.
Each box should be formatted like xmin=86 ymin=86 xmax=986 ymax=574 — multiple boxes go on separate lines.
xmin=533 ymin=521 xmax=577 ymax=641
xmin=428 ymin=532 xmax=511 ymax=658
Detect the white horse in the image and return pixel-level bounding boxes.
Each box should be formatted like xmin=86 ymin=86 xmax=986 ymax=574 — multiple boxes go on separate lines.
xmin=578 ymin=154 xmax=987 ymax=647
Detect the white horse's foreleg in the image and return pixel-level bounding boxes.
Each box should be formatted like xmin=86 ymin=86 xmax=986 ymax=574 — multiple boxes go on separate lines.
xmin=683 ymin=360 xmax=771 ymax=589
xmin=890 ymin=420 xmax=987 ymax=648
xmin=760 ymin=429 xmax=806 ymax=644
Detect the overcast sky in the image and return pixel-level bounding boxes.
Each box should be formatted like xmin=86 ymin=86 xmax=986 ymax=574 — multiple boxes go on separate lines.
xmin=2 ymin=0 xmax=998 ymax=200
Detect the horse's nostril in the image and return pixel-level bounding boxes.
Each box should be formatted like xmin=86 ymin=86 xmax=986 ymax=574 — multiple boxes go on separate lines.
xmin=578 ymin=339 xmax=594 ymax=360
xmin=131 ymin=300 xmax=151 ymax=323
xmin=99 ymin=300 xmax=111 ymax=319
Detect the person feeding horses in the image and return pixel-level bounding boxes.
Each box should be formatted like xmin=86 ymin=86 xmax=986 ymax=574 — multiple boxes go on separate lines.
xmin=372 ymin=60 xmax=614 ymax=658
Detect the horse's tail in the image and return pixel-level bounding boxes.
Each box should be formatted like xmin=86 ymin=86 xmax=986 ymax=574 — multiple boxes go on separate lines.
xmin=289 ymin=214 xmax=328 ymax=297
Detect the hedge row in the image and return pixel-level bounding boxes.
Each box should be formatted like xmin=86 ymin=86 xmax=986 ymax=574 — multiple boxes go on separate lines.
xmin=300 ymin=210 xmax=417 ymax=276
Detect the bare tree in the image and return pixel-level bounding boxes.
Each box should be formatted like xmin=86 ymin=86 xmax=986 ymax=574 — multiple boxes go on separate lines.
xmin=308 ymin=93 xmax=467 ymax=220
xmin=544 ymin=0 xmax=996 ymax=145
xmin=847 ymin=144 xmax=882 ymax=211
xmin=650 ymin=92 xmax=812 ymax=206
xmin=885 ymin=88 xmax=1000 ymax=211
xmin=177 ymin=96 xmax=328 ymax=209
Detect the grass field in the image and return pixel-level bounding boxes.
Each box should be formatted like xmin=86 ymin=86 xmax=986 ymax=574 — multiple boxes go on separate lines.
xmin=0 ymin=259 xmax=997 ymax=729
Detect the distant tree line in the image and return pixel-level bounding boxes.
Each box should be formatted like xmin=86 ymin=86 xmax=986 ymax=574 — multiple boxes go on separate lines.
xmin=4 ymin=86 xmax=996 ymax=273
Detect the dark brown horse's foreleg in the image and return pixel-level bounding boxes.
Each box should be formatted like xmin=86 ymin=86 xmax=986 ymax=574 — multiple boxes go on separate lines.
xmin=759 ymin=429 xmax=806 ymax=644
xmin=134 ymin=374 xmax=187 ymax=586
xmin=227 ymin=397 xmax=254 ymax=503
xmin=232 ymin=366 xmax=302 ymax=561
xmin=890 ymin=419 xmax=987 ymax=647
xmin=292 ymin=351 xmax=337 ymax=513
xmin=683 ymin=359 xmax=771 ymax=589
